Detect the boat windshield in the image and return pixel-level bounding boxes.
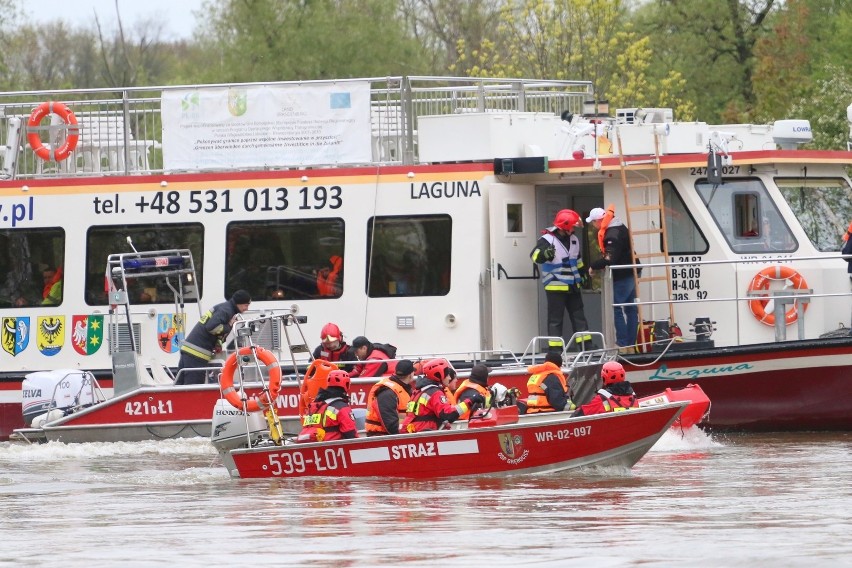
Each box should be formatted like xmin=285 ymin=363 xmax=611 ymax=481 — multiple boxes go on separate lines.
xmin=775 ymin=177 xmax=852 ymax=252
xmin=696 ymin=178 xmax=797 ymax=254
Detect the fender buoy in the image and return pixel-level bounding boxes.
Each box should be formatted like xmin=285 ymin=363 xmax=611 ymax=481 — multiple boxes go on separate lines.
xmin=220 ymin=346 xmax=282 ymax=412
xmin=748 ymin=266 xmax=809 ymax=326
xmin=27 ymin=101 xmax=80 ymax=162
xmin=298 ymin=359 xmax=338 ymax=418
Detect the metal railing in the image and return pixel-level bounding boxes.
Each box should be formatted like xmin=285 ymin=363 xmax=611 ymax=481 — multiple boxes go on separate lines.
xmin=0 ymin=76 xmax=593 ymax=180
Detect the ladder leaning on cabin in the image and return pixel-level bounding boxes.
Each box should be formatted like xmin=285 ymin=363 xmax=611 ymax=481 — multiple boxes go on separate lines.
xmin=614 ymin=128 xmax=675 ymax=327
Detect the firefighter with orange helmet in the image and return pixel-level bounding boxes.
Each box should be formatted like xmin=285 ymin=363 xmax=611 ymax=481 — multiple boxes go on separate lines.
xmin=530 ymin=209 xmax=592 ymax=351
xmin=296 ymin=370 xmax=359 ymax=442
xmin=572 ymin=361 xmax=638 ymax=416
xmin=312 ymin=322 xmax=352 ymax=370
xmin=401 ymin=358 xmax=485 ymax=433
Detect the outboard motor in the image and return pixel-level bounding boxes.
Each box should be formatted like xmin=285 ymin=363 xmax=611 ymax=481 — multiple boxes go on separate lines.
xmin=210 ymin=399 xmax=268 ymax=453
xmin=23 ymin=369 xmax=98 ymax=427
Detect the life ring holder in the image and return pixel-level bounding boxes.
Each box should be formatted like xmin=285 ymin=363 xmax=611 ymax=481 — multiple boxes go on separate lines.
xmin=220 ymin=346 xmax=282 ymax=412
xmin=298 ymin=359 xmax=338 ymax=418
xmin=747 ymin=266 xmax=809 ymax=326
xmin=27 ymin=101 xmax=80 ymax=162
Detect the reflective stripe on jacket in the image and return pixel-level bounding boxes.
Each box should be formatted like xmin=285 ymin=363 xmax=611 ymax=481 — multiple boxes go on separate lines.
xmin=539 ymin=232 xmax=583 ymax=291
xmin=525 ymin=362 xmax=568 ymax=413
xmin=365 ymin=378 xmax=410 ymax=434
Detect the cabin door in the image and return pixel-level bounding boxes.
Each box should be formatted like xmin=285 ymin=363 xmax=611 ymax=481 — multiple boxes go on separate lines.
xmin=534 ymin=185 xmax=605 ymax=343
xmin=486 ymin=185 xmax=539 ymax=352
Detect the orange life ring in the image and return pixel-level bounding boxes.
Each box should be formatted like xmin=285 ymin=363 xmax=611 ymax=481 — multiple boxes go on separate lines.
xmin=220 ymin=346 xmax=282 ymax=412
xmin=748 ymin=266 xmax=809 ymax=326
xmin=27 ymin=101 xmax=80 ymax=162
xmin=298 ymin=359 xmax=338 ymax=418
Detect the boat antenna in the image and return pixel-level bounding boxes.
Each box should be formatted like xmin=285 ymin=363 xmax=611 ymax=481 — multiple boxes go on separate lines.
xmin=126 ymin=236 xmax=138 ymax=253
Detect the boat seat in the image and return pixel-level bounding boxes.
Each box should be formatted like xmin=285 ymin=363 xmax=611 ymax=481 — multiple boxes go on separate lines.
xmin=149 ymin=361 xmax=175 ymax=385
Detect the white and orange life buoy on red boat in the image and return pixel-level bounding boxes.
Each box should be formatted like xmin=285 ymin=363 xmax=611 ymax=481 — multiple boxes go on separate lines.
xmin=748 ymin=265 xmax=809 ymax=326
xmin=27 ymin=101 xmax=79 ymax=162
xmin=220 ymin=346 xmax=282 ymax=412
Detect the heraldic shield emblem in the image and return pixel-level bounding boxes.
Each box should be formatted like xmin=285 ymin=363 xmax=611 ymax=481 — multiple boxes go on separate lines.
xmin=2 ymin=316 xmax=30 ymax=356
xmin=72 ymin=315 xmax=104 ymax=356
xmin=37 ymin=316 xmax=65 ymax=356
xmin=497 ymin=432 xmax=524 ymax=459
xmin=158 ymin=313 xmax=185 ymax=353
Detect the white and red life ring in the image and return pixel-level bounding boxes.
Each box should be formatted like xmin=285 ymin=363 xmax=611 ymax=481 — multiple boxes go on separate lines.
xmin=27 ymin=101 xmax=79 ymax=162
xmin=748 ymin=266 xmax=809 ymax=326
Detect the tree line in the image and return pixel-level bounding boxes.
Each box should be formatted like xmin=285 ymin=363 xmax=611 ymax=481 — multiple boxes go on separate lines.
xmin=1 ymin=0 xmax=849 ymax=148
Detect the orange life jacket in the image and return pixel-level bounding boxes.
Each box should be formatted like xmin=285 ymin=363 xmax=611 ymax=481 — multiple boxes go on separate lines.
xmin=453 ymin=380 xmax=490 ymax=419
xmin=365 ymin=377 xmax=410 ymax=434
xmin=316 ymin=255 xmax=342 ymax=296
xmin=596 ymin=203 xmax=616 ymax=254
xmin=525 ymin=362 xmax=568 ymax=413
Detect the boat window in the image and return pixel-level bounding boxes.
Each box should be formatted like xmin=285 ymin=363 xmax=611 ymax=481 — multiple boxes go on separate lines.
xmin=663 ymin=180 xmax=708 ymax=254
xmin=0 ymin=227 xmax=65 ymax=308
xmin=226 ymin=218 xmax=344 ymax=301
xmin=506 ymin=203 xmax=523 ymax=233
xmin=776 ymin=177 xmax=852 ymax=252
xmin=696 ymin=178 xmax=797 ymax=254
xmin=367 ymin=214 xmax=451 ymax=297
xmin=85 ymin=224 xmax=204 ymax=305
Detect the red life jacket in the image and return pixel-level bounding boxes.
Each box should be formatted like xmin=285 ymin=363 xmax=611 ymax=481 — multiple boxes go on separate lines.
xmin=296 ymin=397 xmax=348 ymax=443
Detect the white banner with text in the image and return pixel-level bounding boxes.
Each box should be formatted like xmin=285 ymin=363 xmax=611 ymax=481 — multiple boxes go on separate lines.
xmin=161 ymin=82 xmax=372 ymax=170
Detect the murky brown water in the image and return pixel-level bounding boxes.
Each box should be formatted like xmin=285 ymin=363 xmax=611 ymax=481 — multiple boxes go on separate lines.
xmin=1 ymin=430 xmax=849 ymax=566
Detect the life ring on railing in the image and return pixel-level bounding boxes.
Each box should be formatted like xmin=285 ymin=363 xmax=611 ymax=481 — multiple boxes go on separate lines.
xmin=748 ymin=266 xmax=809 ymax=326
xmin=27 ymin=101 xmax=80 ymax=162
xmin=220 ymin=346 xmax=282 ymax=412
xmin=298 ymin=359 xmax=338 ymax=418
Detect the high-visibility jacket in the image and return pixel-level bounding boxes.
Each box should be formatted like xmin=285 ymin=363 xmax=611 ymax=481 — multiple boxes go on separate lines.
xmin=453 ymin=380 xmax=490 ymax=420
xmin=400 ymin=384 xmax=471 ymax=433
xmin=365 ymin=377 xmax=410 ymax=435
xmin=296 ymin=397 xmax=358 ymax=442
xmin=578 ymin=387 xmax=639 ymax=415
xmin=533 ymin=232 xmax=584 ymax=292
xmin=525 ymin=362 xmax=568 ymax=413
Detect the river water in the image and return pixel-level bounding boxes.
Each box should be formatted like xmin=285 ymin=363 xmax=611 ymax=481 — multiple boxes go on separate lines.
xmin=0 ymin=430 xmax=849 ymax=567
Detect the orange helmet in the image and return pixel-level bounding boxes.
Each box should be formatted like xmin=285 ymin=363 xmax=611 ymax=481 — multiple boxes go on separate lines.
xmin=601 ymin=361 xmax=626 ymax=386
xmin=553 ymin=209 xmax=581 ymax=231
xmin=421 ymin=358 xmax=456 ymax=383
xmin=327 ymin=370 xmax=351 ymax=392
xmin=320 ymin=322 xmax=342 ymax=346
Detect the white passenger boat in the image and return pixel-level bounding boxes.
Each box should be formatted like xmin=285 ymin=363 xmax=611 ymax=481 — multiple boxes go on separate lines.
xmin=1 ymin=76 xmax=850 ymax=438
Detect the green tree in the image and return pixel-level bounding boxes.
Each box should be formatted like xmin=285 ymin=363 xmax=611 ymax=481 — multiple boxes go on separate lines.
xmin=193 ymin=0 xmax=431 ymax=83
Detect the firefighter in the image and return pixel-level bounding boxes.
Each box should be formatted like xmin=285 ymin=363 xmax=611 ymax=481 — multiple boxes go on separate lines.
xmin=296 ymin=370 xmax=359 ymax=442
xmin=453 ymin=363 xmax=491 ymax=420
xmin=573 ymin=361 xmax=639 ymax=416
xmin=401 ymin=358 xmax=485 ymax=432
xmin=312 ymin=322 xmax=352 ymax=370
xmin=365 ymin=359 xmax=416 ymax=435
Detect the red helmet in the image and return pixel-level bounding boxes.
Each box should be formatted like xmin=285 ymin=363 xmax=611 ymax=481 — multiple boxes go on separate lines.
xmin=327 ymin=370 xmax=351 ymax=392
xmin=553 ymin=209 xmax=581 ymax=231
xmin=421 ymin=358 xmax=456 ymax=383
xmin=601 ymin=361 xmax=626 ymax=386
xmin=320 ymin=322 xmax=342 ymax=345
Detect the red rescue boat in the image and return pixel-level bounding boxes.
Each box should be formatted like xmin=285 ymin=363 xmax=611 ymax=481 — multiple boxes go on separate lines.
xmin=218 ymin=402 xmax=687 ymax=479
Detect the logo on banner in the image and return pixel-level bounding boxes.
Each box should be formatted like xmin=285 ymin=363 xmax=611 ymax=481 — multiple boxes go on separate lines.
xmin=157 ymin=313 xmax=185 ymax=353
xmin=2 ymin=317 xmax=30 ymax=356
xmin=72 ymin=315 xmax=104 ymax=356
xmin=37 ymin=316 xmax=65 ymax=356
xmin=497 ymin=433 xmax=528 ymax=465
xmin=228 ymin=88 xmax=247 ymax=116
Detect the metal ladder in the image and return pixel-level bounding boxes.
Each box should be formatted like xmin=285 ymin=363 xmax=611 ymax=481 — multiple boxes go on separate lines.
xmin=615 ymin=128 xmax=674 ymax=326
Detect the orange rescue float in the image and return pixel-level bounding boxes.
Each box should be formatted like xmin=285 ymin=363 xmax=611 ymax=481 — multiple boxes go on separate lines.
xmin=220 ymin=346 xmax=282 ymax=412
xmin=27 ymin=101 xmax=80 ymax=162
xmin=747 ymin=265 xmax=809 ymax=326
xmin=298 ymin=358 xmax=337 ymax=418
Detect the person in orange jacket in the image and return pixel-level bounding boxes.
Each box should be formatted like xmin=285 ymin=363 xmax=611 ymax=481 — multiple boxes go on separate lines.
xmin=296 ymin=370 xmax=359 ymax=443
xmin=364 ymin=359 xmax=416 ymax=436
xmin=454 ymin=363 xmax=491 ymax=420
xmin=519 ymin=351 xmax=569 ymax=414
xmin=401 ymin=358 xmax=484 ymax=432
xmin=573 ymin=361 xmax=638 ymax=416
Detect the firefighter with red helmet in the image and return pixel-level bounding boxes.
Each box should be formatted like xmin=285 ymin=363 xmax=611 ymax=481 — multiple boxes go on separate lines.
xmin=296 ymin=370 xmax=359 ymax=442
xmin=401 ymin=358 xmax=485 ymax=433
xmin=312 ymin=322 xmax=352 ymax=371
xmin=530 ymin=209 xmax=592 ymax=351
xmin=572 ymin=361 xmax=638 ymax=416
